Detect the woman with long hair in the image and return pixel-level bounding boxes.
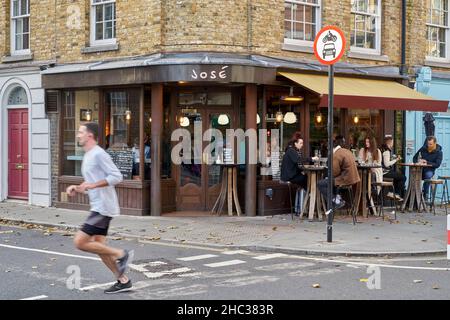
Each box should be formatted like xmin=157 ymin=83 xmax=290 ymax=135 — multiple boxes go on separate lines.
xmin=358 ymin=136 xmax=383 ymax=192
xmin=381 ymin=135 xmax=406 ymax=199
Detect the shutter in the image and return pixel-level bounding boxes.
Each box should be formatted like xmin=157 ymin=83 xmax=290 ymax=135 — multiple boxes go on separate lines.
xmin=45 ymin=90 xmax=59 ymax=113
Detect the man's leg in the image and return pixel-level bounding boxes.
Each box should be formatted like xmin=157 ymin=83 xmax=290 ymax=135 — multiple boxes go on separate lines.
xmin=93 ymin=235 xmax=129 ymax=284
xmin=422 ymin=169 xmax=434 ymax=200
xmin=74 ymin=231 xmax=124 ymax=260
xmin=318 ymin=178 xmax=328 ymax=200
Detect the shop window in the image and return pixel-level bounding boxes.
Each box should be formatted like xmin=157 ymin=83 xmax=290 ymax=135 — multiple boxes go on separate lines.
xmin=90 ymin=0 xmax=116 ymax=46
xmin=350 ymin=0 xmax=381 ymax=54
xmin=284 ymin=0 xmax=321 ymax=45
xmin=11 ymin=0 xmax=30 ymax=54
xmin=347 ymin=108 xmax=382 ymax=151
xmin=426 ymin=0 xmax=449 ymax=59
xmin=310 ymin=107 xmax=342 ymax=157
xmin=62 ymin=90 xmax=100 ymax=176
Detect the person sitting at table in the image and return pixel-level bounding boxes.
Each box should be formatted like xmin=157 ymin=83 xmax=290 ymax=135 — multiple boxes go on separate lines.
xmin=359 ymin=136 xmax=383 ymax=193
xmin=412 ymin=136 xmax=443 ymax=200
xmin=131 ymin=137 xmax=151 ymax=178
xmin=318 ymin=135 xmax=360 ymax=209
xmin=281 ymin=132 xmax=318 ymax=190
xmin=381 ymin=135 xmax=406 ymax=200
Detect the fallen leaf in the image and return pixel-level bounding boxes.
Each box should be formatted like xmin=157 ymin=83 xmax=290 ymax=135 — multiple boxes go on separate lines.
xmin=50 ymin=258 xmax=57 ymax=261
xmin=5 ymin=270 xmax=11 ymax=273
xmin=426 ymin=261 xmax=433 ymax=265
xmin=167 ymin=226 xmax=178 ymax=230
xmin=312 ymin=284 xmax=321 ymax=288
xmin=50 ymin=283 xmax=55 ymax=286
xmin=413 ymin=280 xmax=422 ymax=283
xmin=272 ymin=227 xmax=278 ymax=231
xmin=147 ymin=236 xmax=161 ymax=241
xmin=31 ymin=266 xmax=38 ymax=269
xmin=421 ymin=239 xmax=428 ymax=242
xmin=432 ymin=285 xmax=440 ymax=290
xmin=359 ymin=278 xmax=369 ymax=283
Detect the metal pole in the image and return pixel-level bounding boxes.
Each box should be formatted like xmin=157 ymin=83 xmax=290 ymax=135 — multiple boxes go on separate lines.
xmin=327 ymin=64 xmax=335 ymax=243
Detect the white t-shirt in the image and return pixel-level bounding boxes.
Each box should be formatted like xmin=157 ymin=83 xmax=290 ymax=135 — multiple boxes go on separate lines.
xmin=81 ymin=145 xmax=123 ymax=217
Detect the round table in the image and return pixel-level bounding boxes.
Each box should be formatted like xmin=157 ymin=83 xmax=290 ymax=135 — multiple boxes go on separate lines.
xmin=398 ymin=163 xmax=432 ymax=213
xmin=354 ymin=164 xmax=382 ymax=218
xmin=211 ymin=164 xmax=242 ymax=216
xmin=300 ymin=165 xmax=327 ymax=221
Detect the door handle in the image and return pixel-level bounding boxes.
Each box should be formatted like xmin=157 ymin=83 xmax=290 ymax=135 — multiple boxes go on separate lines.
xmin=15 ymin=163 xmax=24 ymax=170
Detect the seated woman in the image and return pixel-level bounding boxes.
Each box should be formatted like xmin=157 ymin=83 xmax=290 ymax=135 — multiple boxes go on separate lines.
xmin=358 ymin=136 xmax=383 ymax=193
xmin=281 ymin=132 xmax=318 ymax=190
xmin=381 ymin=135 xmax=406 ymax=200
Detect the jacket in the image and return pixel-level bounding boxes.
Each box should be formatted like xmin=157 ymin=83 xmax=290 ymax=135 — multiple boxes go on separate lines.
xmin=333 ymin=147 xmax=360 ymax=186
xmin=412 ymin=144 xmax=443 ymax=172
xmin=280 ymin=146 xmax=311 ymax=182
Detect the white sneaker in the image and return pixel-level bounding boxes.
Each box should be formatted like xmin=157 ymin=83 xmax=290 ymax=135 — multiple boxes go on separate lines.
xmin=386 ymin=192 xmax=395 ymax=199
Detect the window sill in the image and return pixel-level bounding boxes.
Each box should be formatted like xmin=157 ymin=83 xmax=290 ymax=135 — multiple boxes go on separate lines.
xmin=2 ymin=53 xmax=33 ymax=63
xmin=81 ymin=43 xmax=119 ymax=54
xmin=347 ymin=51 xmax=389 ymax=62
xmin=424 ymin=58 xmax=450 ymax=69
xmin=281 ymin=43 xmax=314 ymax=54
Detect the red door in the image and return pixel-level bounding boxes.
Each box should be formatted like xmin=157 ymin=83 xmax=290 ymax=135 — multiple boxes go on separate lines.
xmin=8 ymin=109 xmax=29 ymax=199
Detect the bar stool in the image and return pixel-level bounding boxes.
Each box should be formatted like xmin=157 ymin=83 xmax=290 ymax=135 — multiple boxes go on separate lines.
xmin=372 ymin=181 xmax=398 ymax=220
xmin=280 ymin=181 xmax=301 ymax=220
xmin=336 ymin=184 xmax=357 ymax=225
xmin=438 ymin=176 xmax=450 ymax=211
xmin=424 ymin=179 xmax=448 ymax=215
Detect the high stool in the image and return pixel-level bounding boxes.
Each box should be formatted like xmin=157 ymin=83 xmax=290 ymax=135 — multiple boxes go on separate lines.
xmin=372 ymin=181 xmax=398 ymax=220
xmin=438 ymin=176 xmax=450 ymax=212
xmin=424 ymin=179 xmax=448 ymax=215
xmin=336 ymin=184 xmax=357 ymax=225
xmin=280 ymin=181 xmax=301 ymax=220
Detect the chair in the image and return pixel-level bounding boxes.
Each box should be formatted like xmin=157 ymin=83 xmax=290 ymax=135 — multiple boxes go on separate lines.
xmin=336 ymin=184 xmax=357 ymax=225
xmin=372 ymin=181 xmax=398 ymax=220
xmin=279 ymin=181 xmax=301 ymax=220
xmin=423 ymin=179 xmax=448 ymax=215
xmin=438 ymin=176 xmax=450 ymax=212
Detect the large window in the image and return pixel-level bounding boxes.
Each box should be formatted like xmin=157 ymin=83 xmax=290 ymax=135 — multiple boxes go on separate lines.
xmin=11 ymin=0 xmax=30 ymax=54
xmin=350 ymin=0 xmax=381 ymax=54
xmin=90 ymin=0 xmax=116 ymax=46
xmin=426 ymin=0 xmax=449 ymax=59
xmin=284 ymin=0 xmax=321 ymax=45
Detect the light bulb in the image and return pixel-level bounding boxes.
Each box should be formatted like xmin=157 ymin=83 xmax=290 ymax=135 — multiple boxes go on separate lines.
xmin=316 ymin=112 xmax=323 ymax=124
xmin=179 ymin=116 xmax=190 ymax=127
xmin=283 ymin=112 xmax=297 ymax=124
xmin=218 ymin=114 xmax=229 ymax=125
xmin=86 ymin=110 xmax=92 ymax=121
xmin=276 ymin=111 xmax=283 ymax=122
xmin=353 ymin=115 xmax=359 ymax=124
xmin=257 ymin=113 xmax=261 ymax=124
xmin=125 ymin=110 xmax=131 ymax=120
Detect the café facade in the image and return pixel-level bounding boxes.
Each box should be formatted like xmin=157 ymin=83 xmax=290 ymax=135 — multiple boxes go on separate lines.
xmin=41 ymin=52 xmax=448 ymax=216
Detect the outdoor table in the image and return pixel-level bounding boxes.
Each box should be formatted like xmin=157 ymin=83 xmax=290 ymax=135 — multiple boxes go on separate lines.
xmin=399 ymin=163 xmax=432 ymax=213
xmin=211 ymin=164 xmax=242 ymax=216
xmin=300 ymin=165 xmax=327 ymax=221
xmin=354 ymin=164 xmax=382 ymax=218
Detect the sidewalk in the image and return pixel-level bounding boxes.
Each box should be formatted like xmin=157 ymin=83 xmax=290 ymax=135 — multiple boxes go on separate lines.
xmin=0 ymin=201 xmax=447 ymax=257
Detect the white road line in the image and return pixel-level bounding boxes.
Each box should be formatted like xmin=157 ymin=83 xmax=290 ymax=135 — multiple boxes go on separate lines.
xmin=253 ymin=253 xmax=287 ymax=260
xmin=177 ymin=254 xmax=218 ymax=261
xmin=0 ymin=244 xmax=101 ymax=261
xmin=79 ymin=282 xmax=116 ymax=291
xmin=129 ymin=261 xmax=167 ymax=272
xmin=222 ymin=250 xmax=249 ymax=255
xmin=144 ymin=272 xmax=168 ymax=278
xmin=20 ymin=295 xmax=48 ymax=300
xmin=204 ymin=260 xmax=246 ymax=268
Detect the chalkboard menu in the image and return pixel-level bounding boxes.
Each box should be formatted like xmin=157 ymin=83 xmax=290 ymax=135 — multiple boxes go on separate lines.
xmin=106 ymin=150 xmax=134 ymax=179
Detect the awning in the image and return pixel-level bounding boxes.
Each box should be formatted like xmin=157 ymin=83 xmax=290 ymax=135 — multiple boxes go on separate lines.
xmin=279 ymin=72 xmax=449 ymax=112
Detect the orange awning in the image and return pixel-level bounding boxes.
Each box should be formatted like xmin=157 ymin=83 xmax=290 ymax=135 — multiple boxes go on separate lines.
xmin=279 ymin=72 xmax=449 ymax=112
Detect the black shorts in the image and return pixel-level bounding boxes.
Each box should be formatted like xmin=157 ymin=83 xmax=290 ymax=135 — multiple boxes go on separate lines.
xmin=80 ymin=211 xmax=112 ymax=236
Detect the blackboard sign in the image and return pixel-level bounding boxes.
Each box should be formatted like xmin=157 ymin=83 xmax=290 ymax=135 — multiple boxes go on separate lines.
xmin=106 ymin=150 xmax=134 ymax=179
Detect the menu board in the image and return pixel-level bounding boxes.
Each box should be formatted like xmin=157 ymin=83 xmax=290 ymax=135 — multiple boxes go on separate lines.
xmin=106 ymin=150 xmax=134 ymax=179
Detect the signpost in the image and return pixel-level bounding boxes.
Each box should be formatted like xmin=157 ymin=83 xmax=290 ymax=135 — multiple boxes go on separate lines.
xmin=313 ymin=26 xmax=346 ymax=243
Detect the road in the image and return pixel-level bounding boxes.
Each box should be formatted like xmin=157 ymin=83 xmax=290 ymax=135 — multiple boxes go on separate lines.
xmin=0 ymin=223 xmax=449 ymax=300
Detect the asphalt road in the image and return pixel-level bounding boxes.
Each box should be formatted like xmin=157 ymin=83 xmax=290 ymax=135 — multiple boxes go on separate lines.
xmin=0 ymin=223 xmax=449 ymax=301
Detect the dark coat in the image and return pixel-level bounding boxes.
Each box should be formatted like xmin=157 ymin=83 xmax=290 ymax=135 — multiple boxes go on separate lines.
xmin=412 ymin=144 xmax=443 ymax=172
xmin=280 ymin=146 xmax=311 ymax=182
xmin=333 ymin=147 xmax=360 ymax=186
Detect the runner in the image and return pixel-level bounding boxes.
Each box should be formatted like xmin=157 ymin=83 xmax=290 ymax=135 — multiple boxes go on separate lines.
xmin=66 ymin=122 xmax=134 ymax=294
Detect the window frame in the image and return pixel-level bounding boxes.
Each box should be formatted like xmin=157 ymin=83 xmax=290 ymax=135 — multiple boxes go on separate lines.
xmin=426 ymin=0 xmax=450 ymax=61
xmin=283 ymin=0 xmax=322 ymax=47
xmin=90 ymin=0 xmax=117 ymax=47
xmin=10 ymin=0 xmax=31 ymax=55
xmin=350 ymin=0 xmax=382 ymax=55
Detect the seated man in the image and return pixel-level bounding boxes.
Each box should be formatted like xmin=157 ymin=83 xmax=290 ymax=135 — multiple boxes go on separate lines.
xmin=318 ymin=135 xmax=361 ymax=209
xmin=412 ymin=136 xmax=443 ymax=200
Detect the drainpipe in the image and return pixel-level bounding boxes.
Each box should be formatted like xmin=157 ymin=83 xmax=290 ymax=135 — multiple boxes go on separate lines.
xmin=247 ymin=0 xmax=252 ymax=53
xmin=400 ymin=0 xmax=407 ymax=76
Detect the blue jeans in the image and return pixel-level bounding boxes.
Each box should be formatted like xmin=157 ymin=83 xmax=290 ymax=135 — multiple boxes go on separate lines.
xmin=422 ymin=169 xmax=435 ymax=200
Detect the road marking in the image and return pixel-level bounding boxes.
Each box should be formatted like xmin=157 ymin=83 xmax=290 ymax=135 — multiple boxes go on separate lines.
xmin=79 ymin=282 xmax=116 ymax=291
xmin=204 ymin=260 xmax=246 ymax=268
xmin=253 ymin=253 xmax=287 ymax=260
xmin=222 ymin=250 xmax=249 ymax=255
xmin=20 ymin=295 xmax=48 ymax=300
xmin=129 ymin=261 xmax=167 ymax=272
xmin=143 ymin=267 xmax=192 ymax=279
xmin=177 ymin=254 xmax=218 ymax=261
xmin=0 ymin=244 xmax=101 ymax=261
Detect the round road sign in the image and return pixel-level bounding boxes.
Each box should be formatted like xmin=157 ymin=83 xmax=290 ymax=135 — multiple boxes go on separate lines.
xmin=313 ymin=26 xmax=346 ymax=65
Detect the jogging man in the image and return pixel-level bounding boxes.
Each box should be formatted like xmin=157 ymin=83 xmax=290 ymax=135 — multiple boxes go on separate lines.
xmin=67 ymin=122 xmax=134 ymax=294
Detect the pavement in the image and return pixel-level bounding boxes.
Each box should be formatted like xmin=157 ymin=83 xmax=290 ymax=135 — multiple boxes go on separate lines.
xmin=0 ymin=201 xmax=448 ymax=257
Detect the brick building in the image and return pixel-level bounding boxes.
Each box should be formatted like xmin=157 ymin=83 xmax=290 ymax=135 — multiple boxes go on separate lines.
xmin=0 ymin=0 xmax=446 ymax=216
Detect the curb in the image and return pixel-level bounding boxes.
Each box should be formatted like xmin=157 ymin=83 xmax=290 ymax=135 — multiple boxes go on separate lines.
xmin=1 ymin=217 xmax=446 ymax=258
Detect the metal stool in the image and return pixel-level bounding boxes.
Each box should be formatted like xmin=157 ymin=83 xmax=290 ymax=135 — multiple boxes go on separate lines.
xmin=372 ymin=181 xmax=398 ymax=220
xmin=280 ymin=181 xmax=301 ymax=220
xmin=424 ymin=179 xmax=448 ymax=215
xmin=438 ymin=176 xmax=450 ymax=212
xmin=336 ymin=184 xmax=357 ymax=225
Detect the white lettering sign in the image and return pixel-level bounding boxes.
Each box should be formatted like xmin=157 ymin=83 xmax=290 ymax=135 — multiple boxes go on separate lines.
xmin=191 ymin=66 xmax=229 ymax=80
